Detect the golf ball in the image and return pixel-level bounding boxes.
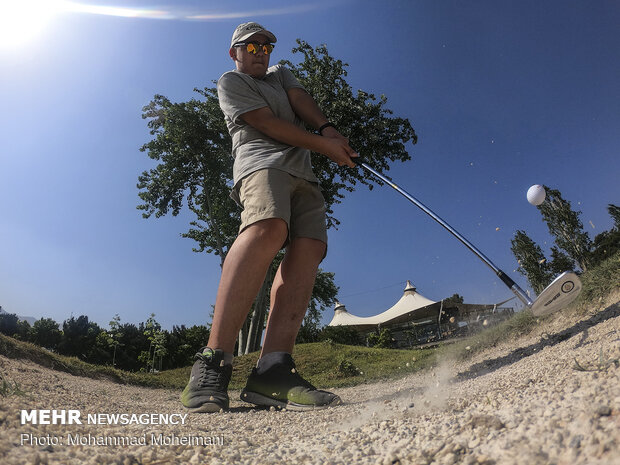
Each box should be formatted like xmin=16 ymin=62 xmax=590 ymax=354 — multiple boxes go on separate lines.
xmin=527 ymin=184 xmax=546 ymax=205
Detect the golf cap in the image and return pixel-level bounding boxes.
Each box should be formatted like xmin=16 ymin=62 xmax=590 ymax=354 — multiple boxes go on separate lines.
xmin=230 ymin=22 xmax=277 ymax=49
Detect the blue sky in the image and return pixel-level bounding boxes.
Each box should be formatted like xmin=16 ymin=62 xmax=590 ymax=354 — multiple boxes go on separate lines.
xmin=1 ymin=0 xmax=618 ymax=331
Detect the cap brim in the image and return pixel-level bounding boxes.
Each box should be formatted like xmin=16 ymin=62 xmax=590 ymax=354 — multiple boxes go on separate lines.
xmin=231 ymin=30 xmax=277 ymax=48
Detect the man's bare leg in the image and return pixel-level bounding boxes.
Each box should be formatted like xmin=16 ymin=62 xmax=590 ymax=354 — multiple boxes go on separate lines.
xmin=260 ymin=237 xmax=326 ymax=355
xmin=241 ymin=237 xmax=341 ymax=410
xmin=207 ymin=218 xmax=288 ymax=353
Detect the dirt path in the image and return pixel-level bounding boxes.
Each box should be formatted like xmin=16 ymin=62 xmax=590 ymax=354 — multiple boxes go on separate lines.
xmin=1 ymin=294 xmax=618 ymax=465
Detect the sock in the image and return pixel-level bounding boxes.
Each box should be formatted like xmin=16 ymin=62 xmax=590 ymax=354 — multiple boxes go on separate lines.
xmin=256 ymin=351 xmax=291 ymax=374
xmin=203 ymin=347 xmax=234 ymax=366
xmin=222 ymin=351 xmax=234 ymax=366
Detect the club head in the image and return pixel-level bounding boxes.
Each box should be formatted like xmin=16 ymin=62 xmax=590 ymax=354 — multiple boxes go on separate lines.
xmin=529 ymin=271 xmax=582 ymax=316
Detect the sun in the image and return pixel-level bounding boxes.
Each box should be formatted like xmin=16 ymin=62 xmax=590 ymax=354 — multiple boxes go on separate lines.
xmin=0 ymin=0 xmax=60 ymax=50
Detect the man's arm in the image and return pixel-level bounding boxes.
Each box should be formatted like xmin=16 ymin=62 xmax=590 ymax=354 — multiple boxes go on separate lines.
xmin=240 ymin=105 xmax=357 ymax=167
xmin=286 ymin=88 xmax=349 ymax=141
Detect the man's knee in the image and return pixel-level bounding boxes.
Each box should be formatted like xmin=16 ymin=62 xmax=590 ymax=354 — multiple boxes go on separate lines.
xmin=243 ymin=218 xmax=288 ymax=249
xmin=290 ymin=237 xmax=326 ymax=262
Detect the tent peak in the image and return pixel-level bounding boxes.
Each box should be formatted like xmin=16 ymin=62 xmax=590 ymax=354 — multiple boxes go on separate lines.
xmin=334 ymin=301 xmax=348 ymax=314
xmin=404 ymin=280 xmax=416 ymax=293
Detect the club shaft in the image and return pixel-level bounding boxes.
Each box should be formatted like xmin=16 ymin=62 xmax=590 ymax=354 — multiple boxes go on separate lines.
xmin=359 ymin=162 xmax=534 ymax=307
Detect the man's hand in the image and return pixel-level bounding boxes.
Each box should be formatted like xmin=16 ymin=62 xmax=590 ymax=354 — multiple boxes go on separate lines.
xmin=318 ymin=127 xmax=358 ymax=167
xmin=318 ymin=136 xmax=358 ymax=167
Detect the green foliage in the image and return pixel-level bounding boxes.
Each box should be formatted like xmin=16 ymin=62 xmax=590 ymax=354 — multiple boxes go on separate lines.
xmin=512 ymin=191 xmax=618 ymax=293
xmin=573 ymin=348 xmax=619 ymax=372
xmin=13 ymin=320 xmax=31 ymax=341
xmin=548 ymin=246 xmax=575 ymax=275
xmin=166 ymin=324 xmax=210 ymax=367
xmin=591 ymin=229 xmax=620 ymax=267
xmin=30 ymin=318 xmax=62 ymax=351
xmin=576 ymin=250 xmax=620 ymax=306
xmin=335 ymin=357 xmax=361 ymax=377
xmin=590 ymin=204 xmax=620 ymax=267
xmin=0 ymin=372 xmax=28 ymax=398
xmin=537 ymin=186 xmax=592 ymax=271
xmin=138 ymin=89 xmax=238 ymax=262
xmin=282 ymin=40 xmax=417 ymax=229
xmin=366 ymin=328 xmax=394 ymax=348
xmin=442 ymin=309 xmax=537 ymax=361
xmin=58 ymin=315 xmax=102 ymax=362
xmin=2 ymin=246 xmax=617 ymax=390
xmin=444 ymin=293 xmax=465 ymax=306
xmin=138 ymin=40 xmax=416 ymax=351
xmin=510 ymin=230 xmax=554 ymax=293
xmin=0 ymin=332 xmax=434 ymax=391
xmin=318 ymin=325 xmax=364 ymax=346
xmin=138 ymin=42 xmax=416 ymax=240
xmin=0 ymin=312 xmax=19 ymax=337
xmin=607 ymin=204 xmax=620 ymax=228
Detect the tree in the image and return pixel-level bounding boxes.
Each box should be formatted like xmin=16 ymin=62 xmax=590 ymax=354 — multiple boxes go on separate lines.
xmin=548 ymin=246 xmax=575 ymax=275
xmin=138 ymin=40 xmax=416 ymax=354
xmin=30 ymin=318 xmax=62 ymax=351
xmin=608 ymin=204 xmax=620 ymax=228
xmin=167 ymin=324 xmax=211 ymax=368
xmin=537 ymin=186 xmax=592 ymax=271
xmin=367 ymin=328 xmax=393 ymax=348
xmin=510 ymin=230 xmax=553 ymax=294
xmin=0 ymin=312 xmax=19 ymax=337
xmin=114 ymin=322 xmax=147 ymax=371
xmin=282 ymin=40 xmax=417 ymax=228
xmin=58 ymin=315 xmax=102 ymax=361
xmin=14 ymin=320 xmax=31 ymax=341
xmin=318 ymin=326 xmax=363 ymax=346
xmin=590 ymin=204 xmax=620 ymax=266
xmin=151 ymin=330 xmax=168 ymax=372
xmin=443 ymin=293 xmax=464 ymax=306
xmin=107 ymin=314 xmax=123 ymax=367
xmin=139 ymin=89 xmax=238 ymax=265
xmin=140 ymin=313 xmax=162 ymax=372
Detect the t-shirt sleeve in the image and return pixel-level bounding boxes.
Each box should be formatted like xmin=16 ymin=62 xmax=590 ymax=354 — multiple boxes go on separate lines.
xmin=276 ymin=65 xmax=306 ymax=91
xmin=217 ymin=72 xmax=268 ymax=125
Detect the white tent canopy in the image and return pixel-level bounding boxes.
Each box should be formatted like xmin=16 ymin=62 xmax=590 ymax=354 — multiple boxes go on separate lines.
xmin=328 ymin=281 xmax=437 ymax=328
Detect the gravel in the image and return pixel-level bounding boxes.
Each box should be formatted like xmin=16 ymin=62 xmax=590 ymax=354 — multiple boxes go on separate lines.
xmin=1 ymin=293 xmax=618 ymax=465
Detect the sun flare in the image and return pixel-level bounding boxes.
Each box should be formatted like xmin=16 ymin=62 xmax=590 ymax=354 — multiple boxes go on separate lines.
xmin=0 ymin=0 xmax=60 ymax=50
xmin=0 ymin=0 xmax=326 ymax=51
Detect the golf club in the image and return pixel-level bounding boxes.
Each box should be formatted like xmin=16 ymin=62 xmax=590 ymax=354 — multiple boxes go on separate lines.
xmin=354 ymin=158 xmax=582 ymax=316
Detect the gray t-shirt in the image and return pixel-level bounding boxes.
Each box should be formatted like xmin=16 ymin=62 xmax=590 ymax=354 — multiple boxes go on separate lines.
xmin=217 ymin=64 xmax=318 ymax=190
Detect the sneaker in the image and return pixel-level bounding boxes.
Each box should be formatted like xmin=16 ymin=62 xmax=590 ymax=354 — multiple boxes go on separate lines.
xmin=240 ymin=354 xmax=342 ymax=411
xmin=181 ymin=348 xmax=232 ymax=413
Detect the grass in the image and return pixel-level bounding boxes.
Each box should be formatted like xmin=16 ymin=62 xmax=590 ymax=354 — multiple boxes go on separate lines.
xmin=436 ymin=309 xmax=538 ymax=361
xmin=123 ymin=343 xmax=436 ymax=391
xmin=0 ymin=250 xmax=618 ymax=391
xmin=0 ymin=372 xmax=29 ymax=398
xmin=0 ymin=332 xmax=435 ymax=391
xmin=438 ymin=250 xmax=620 ymax=362
xmin=574 ymin=251 xmax=620 ymax=311
xmin=573 ymin=348 xmax=619 ymax=372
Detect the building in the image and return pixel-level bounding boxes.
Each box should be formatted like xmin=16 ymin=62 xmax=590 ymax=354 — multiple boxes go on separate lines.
xmin=327 ymin=281 xmax=514 ymax=347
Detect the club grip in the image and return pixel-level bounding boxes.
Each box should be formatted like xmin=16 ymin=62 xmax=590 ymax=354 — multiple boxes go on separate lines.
xmin=497 ymin=271 xmax=516 ymax=288
xmin=351 ymin=156 xmax=366 ymax=166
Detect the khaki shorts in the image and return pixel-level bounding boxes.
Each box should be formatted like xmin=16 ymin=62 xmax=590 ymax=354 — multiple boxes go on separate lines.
xmin=237 ymin=169 xmax=328 ymax=246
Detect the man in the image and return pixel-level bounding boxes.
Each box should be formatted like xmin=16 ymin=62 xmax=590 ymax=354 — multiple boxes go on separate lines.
xmin=181 ymin=22 xmax=357 ymax=412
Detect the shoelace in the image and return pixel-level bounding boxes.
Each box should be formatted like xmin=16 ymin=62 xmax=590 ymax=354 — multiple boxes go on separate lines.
xmin=195 ymin=353 xmax=230 ymax=389
xmin=285 ymin=364 xmax=316 ymax=390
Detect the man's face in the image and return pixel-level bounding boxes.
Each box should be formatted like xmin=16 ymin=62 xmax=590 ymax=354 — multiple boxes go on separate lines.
xmin=230 ymin=33 xmax=271 ymax=78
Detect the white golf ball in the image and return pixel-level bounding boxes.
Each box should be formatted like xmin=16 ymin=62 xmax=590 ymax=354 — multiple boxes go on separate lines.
xmin=527 ymin=184 xmax=546 ymax=205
